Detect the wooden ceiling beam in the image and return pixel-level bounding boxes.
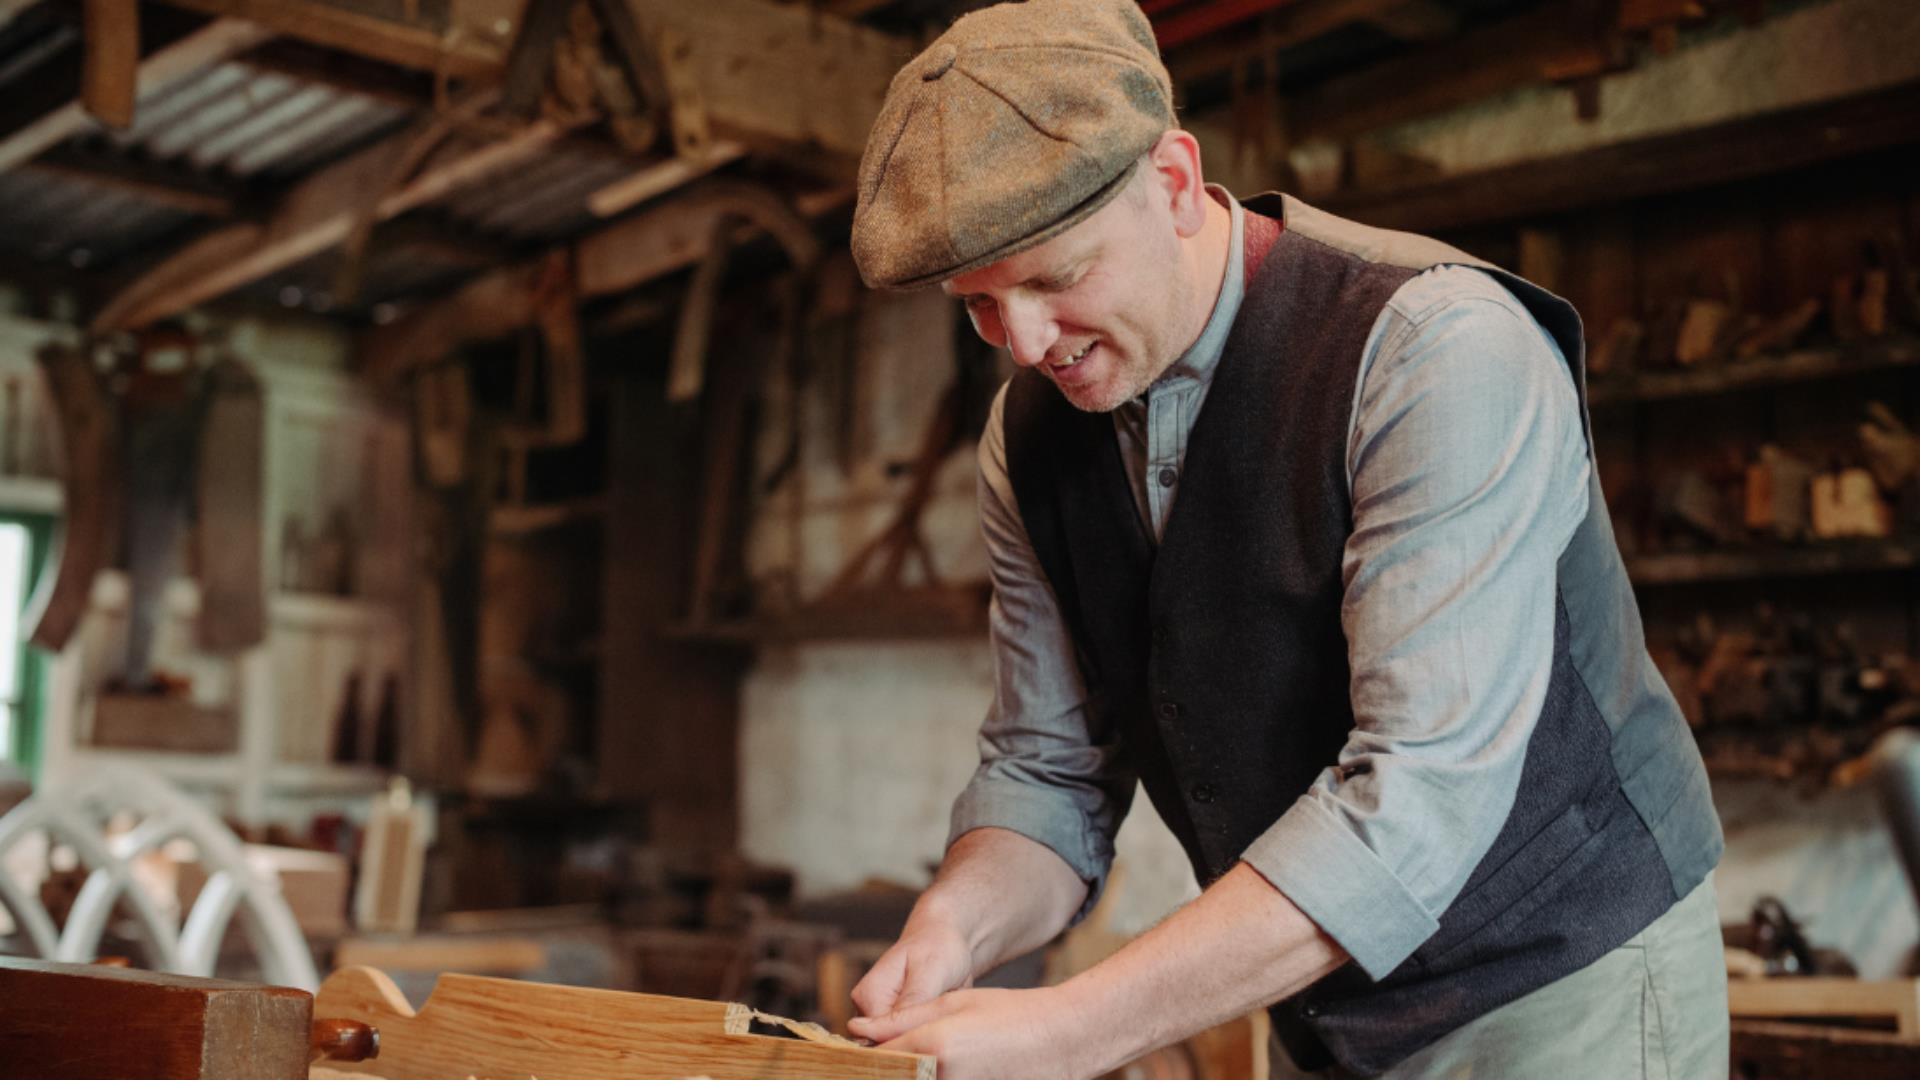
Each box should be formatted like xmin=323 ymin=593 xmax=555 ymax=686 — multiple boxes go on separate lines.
xmin=627 ymin=0 xmax=909 ymax=160
xmin=1164 ymin=0 xmax=1435 ymax=85
xmin=27 ymin=144 xmax=242 ymax=217
xmin=360 ymin=181 xmax=847 ymax=381
xmin=1288 ymin=0 xmax=1615 ymax=143
xmin=236 ymin=37 xmax=436 ymax=111
xmin=154 ymin=0 xmax=513 ymax=80
xmin=81 ymin=0 xmax=139 ymax=128
xmin=1318 ymin=78 xmax=1920 ymax=232
xmin=89 ymin=0 xmax=906 ymax=331
xmin=0 ymin=14 xmax=270 ymax=173
xmin=90 ymin=108 xmax=570 ymax=331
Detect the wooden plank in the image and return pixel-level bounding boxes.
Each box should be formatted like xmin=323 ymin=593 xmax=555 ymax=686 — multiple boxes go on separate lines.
xmin=1319 ymin=80 xmax=1920 ymax=233
xmin=312 ymin=966 xmax=934 ymax=1079
xmin=1626 ymin=539 xmax=1920 ymax=588
xmin=0 ymin=956 xmax=311 ymax=1080
xmin=627 ymin=0 xmax=909 ymax=159
xmin=27 ymin=146 xmax=239 ymax=217
xmin=24 ymin=344 xmax=119 ymax=652
xmin=586 ymin=141 xmax=747 ymax=217
xmin=91 ymin=114 xmax=568 ymax=332
xmin=155 ymin=0 xmax=510 ymax=79
xmin=1288 ymin=0 xmax=1612 ymax=143
xmin=0 ymin=17 xmax=270 ymax=174
xmin=81 ymin=0 xmax=139 ymax=129
xmin=1729 ymin=978 xmax=1920 ymax=1039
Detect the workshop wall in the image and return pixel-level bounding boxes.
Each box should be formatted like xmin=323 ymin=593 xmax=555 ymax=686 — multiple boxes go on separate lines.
xmin=736 ymin=286 xmax=1202 ymax=934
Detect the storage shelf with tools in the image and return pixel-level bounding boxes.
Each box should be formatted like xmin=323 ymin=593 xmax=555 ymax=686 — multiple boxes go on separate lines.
xmin=1317 ymin=80 xmax=1920 ymax=236
xmin=1589 ymin=336 xmax=1920 ymax=406
xmin=1625 ymin=539 xmax=1920 ymax=587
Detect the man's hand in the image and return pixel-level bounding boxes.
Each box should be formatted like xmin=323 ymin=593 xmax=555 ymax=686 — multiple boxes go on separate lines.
xmin=852 ymin=987 xmax=1100 ymax=1080
xmin=851 ymin=911 xmax=976 ymax=1020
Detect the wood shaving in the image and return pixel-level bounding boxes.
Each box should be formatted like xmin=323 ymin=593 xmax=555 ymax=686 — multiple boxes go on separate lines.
xmin=749 ymin=1009 xmax=868 ymax=1049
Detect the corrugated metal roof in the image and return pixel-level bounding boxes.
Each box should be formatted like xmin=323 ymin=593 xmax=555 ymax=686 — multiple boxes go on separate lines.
xmin=0 ymin=169 xmax=195 ymax=268
xmin=109 ymin=60 xmax=410 ymax=180
xmin=435 ymin=143 xmax=635 ymax=243
xmin=237 ymin=241 xmax=482 ymax=320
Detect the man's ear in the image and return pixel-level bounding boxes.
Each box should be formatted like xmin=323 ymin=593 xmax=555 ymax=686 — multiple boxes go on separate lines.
xmin=1147 ymin=130 xmax=1208 ymax=239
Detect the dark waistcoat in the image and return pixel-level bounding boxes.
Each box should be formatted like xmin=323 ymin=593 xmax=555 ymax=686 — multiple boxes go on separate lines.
xmin=1001 ymin=194 xmax=1722 ymax=1075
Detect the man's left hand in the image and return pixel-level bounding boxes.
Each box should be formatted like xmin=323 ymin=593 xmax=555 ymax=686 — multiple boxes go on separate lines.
xmin=849 ymin=986 xmax=1103 ymax=1080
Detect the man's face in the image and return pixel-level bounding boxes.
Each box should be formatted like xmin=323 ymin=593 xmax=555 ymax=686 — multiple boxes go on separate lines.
xmin=943 ymin=174 xmax=1192 ymax=413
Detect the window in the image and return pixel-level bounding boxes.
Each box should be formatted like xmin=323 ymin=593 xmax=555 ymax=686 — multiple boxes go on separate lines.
xmin=0 ymin=513 xmax=50 ymax=769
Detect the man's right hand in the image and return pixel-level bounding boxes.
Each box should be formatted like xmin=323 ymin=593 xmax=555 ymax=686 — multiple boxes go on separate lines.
xmin=851 ymin=910 xmax=976 ymax=1020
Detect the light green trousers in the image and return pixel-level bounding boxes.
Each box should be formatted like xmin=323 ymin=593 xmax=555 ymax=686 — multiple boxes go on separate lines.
xmin=1272 ymin=876 xmax=1729 ymax=1080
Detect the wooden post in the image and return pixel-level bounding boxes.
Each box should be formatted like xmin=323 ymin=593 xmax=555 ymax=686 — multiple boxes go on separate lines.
xmin=0 ymin=957 xmax=312 ymax=1080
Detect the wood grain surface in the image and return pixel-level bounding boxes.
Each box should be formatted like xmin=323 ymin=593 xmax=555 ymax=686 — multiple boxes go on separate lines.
xmin=312 ymin=966 xmax=934 ymax=1080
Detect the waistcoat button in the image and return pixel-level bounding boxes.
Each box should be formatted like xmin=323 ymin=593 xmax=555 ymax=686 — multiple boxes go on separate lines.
xmin=1158 ymin=702 xmax=1180 ymax=721
xmin=1192 ymin=784 xmax=1215 ymax=803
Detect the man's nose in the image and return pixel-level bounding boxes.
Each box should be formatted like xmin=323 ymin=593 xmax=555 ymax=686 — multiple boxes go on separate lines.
xmin=1001 ymin=298 xmax=1059 ymax=369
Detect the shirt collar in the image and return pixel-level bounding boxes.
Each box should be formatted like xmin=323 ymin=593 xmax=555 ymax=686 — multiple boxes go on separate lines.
xmin=1149 ymin=185 xmax=1246 ymax=395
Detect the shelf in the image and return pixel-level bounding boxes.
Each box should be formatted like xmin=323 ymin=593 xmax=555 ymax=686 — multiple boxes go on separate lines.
xmin=1625 ymin=539 xmax=1920 ymax=586
xmin=1589 ymin=337 xmax=1920 ymax=406
xmin=65 ymin=748 xmax=390 ymax=799
xmin=271 ymin=591 xmax=402 ymax=631
xmin=664 ymin=584 xmax=992 ymax=646
xmin=1318 ymin=79 xmax=1920 ymax=233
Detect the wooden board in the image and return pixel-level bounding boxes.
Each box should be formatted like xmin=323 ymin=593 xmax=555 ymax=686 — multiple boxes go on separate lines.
xmin=158 ymin=0 xmax=510 ymax=78
xmin=626 ymin=0 xmax=907 ymax=160
xmin=311 ymin=966 xmax=933 ymax=1080
xmin=0 ymin=956 xmax=311 ymax=1080
xmin=1728 ymin=977 xmax=1920 ymax=1039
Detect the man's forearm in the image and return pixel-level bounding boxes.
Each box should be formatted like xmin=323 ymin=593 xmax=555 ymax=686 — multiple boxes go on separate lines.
xmin=920 ymin=827 xmax=1091 ymax=976
xmin=1056 ymin=862 xmax=1348 ymax=1073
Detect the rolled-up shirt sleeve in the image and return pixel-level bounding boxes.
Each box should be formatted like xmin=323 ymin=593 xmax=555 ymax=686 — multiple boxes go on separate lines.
xmin=948 ymin=384 xmax=1137 ymax=919
xmin=1239 ymin=268 xmax=1592 ymax=980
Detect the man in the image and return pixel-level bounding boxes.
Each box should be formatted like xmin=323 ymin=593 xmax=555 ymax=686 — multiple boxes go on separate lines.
xmin=841 ymin=3 xmax=1727 ymax=1078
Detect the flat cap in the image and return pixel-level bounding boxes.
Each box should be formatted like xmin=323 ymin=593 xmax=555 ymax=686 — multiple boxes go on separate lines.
xmin=851 ymin=0 xmax=1175 ymax=290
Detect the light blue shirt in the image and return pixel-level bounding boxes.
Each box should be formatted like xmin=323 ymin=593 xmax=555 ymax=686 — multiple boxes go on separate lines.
xmin=952 ymin=190 xmax=1593 ymax=979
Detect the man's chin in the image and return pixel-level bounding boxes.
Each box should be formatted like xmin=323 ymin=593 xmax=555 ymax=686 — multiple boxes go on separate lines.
xmin=1054 ymin=373 xmax=1140 ymax=414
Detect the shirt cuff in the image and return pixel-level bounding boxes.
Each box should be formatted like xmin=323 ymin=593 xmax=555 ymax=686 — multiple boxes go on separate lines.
xmin=1240 ymin=794 xmax=1439 ymax=980
xmin=949 ymin=777 xmax=1114 ymax=924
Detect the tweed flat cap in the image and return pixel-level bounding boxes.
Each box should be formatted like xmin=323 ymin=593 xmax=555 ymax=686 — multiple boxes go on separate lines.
xmin=851 ymin=0 xmax=1176 ymax=290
